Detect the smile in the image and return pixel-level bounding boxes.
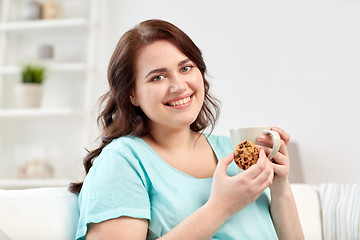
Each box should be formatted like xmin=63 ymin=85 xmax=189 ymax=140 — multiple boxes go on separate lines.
xmin=169 ymin=96 xmax=191 ymax=106
xmin=165 ymin=95 xmax=193 ymax=107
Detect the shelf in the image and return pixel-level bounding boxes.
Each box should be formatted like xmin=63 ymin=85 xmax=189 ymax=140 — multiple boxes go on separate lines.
xmin=0 ymin=0 xmax=98 ymax=183
xmin=0 ymin=62 xmax=88 ymax=75
xmin=0 ymin=18 xmax=89 ymax=31
xmin=0 ymin=108 xmax=85 ymax=118
xmin=0 ymin=178 xmax=71 ymax=190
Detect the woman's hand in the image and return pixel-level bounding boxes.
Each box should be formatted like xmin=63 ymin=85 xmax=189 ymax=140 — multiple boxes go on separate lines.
xmin=207 ymin=150 xmax=274 ymax=220
xmin=257 ymin=127 xmax=290 ymax=194
xmin=257 ymin=127 xmax=305 ymax=239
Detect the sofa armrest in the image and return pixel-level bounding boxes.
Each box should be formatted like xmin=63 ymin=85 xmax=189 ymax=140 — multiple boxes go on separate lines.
xmin=291 ymin=184 xmax=322 ymax=240
xmin=0 ymin=187 xmax=79 ymax=240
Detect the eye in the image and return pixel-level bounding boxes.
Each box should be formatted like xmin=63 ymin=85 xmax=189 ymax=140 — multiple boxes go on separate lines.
xmin=181 ymin=65 xmax=193 ymax=73
xmin=151 ymin=75 xmax=165 ymax=82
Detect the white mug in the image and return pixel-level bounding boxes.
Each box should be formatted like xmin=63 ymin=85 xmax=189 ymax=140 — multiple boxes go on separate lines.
xmin=230 ymin=126 xmax=280 ymax=159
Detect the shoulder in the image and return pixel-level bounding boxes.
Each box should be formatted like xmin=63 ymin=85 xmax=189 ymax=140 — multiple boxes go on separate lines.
xmin=100 ymin=135 xmax=145 ymax=157
xmin=92 ymin=135 xmax=145 ymax=168
xmin=104 ymin=135 xmax=141 ymax=151
xmin=83 ymin=135 xmax=150 ymax=191
xmin=205 ymin=134 xmax=232 ymax=148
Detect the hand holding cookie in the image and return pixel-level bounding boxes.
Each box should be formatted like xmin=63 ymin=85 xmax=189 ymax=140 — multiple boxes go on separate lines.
xmin=209 ymin=150 xmax=273 ymax=219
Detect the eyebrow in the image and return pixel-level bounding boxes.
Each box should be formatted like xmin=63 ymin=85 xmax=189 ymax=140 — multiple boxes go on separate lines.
xmin=178 ymin=58 xmax=191 ymax=67
xmin=144 ymin=58 xmax=191 ymax=79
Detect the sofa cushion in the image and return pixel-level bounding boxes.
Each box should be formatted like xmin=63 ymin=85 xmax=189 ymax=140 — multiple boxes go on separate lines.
xmin=0 ymin=185 xmax=324 ymax=239
xmin=0 ymin=187 xmax=79 ymax=240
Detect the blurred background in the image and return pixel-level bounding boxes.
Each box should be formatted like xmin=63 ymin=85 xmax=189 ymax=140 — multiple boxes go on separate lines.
xmin=0 ymin=0 xmax=359 ymax=189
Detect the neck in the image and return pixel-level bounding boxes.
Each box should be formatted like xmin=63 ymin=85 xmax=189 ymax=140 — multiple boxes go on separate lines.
xmin=145 ymin=124 xmax=199 ymax=151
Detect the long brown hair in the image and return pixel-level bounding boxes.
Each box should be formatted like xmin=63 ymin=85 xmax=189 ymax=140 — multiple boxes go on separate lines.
xmin=69 ymin=19 xmax=220 ymax=194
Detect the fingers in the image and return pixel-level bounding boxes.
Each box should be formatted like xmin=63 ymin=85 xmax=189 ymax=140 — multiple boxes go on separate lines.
xmin=278 ymin=139 xmax=288 ymax=157
xmin=240 ymin=149 xmax=273 ymax=192
xmin=272 ymin=162 xmax=283 ymax=174
xmin=242 ymin=149 xmax=272 ymax=181
xmin=272 ymin=161 xmax=288 ymax=178
xmin=271 ymin=127 xmax=290 ymax=145
xmin=257 ymin=127 xmax=290 ymax=151
xmin=214 ymin=153 xmax=234 ymax=178
xmin=253 ymin=155 xmax=273 ymax=187
xmin=258 ymin=133 xmax=288 ymax=157
xmin=260 ymin=144 xmax=288 ymax=165
xmin=241 ymin=150 xmax=264 ymax=179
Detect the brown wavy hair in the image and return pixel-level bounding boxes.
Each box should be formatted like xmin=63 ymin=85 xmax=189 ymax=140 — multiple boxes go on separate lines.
xmin=69 ymin=19 xmax=220 ymax=194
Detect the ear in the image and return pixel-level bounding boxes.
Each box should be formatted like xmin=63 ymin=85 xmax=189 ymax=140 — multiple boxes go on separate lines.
xmin=129 ymin=92 xmax=139 ymax=106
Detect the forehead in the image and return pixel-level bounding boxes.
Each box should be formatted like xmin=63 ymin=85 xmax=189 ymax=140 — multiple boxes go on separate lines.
xmin=135 ymin=40 xmax=188 ymax=74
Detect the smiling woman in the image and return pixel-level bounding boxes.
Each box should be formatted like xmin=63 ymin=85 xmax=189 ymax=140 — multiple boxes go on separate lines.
xmin=69 ymin=19 xmax=304 ymax=240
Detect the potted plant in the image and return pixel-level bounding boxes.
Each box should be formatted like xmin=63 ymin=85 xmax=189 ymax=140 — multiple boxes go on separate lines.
xmin=14 ymin=63 xmax=47 ymax=108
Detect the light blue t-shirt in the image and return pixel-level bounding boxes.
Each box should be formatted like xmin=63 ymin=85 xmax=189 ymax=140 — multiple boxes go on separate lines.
xmin=76 ymin=134 xmax=278 ymax=240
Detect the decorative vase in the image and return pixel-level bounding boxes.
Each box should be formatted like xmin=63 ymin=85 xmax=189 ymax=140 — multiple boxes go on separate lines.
xmin=38 ymin=44 xmax=54 ymax=60
xmin=22 ymin=1 xmax=42 ymax=20
xmin=14 ymin=83 xmax=43 ymax=108
xmin=41 ymin=1 xmax=58 ymax=19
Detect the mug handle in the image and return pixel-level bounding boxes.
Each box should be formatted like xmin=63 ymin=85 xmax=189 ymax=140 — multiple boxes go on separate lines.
xmin=263 ymin=130 xmax=280 ymax=159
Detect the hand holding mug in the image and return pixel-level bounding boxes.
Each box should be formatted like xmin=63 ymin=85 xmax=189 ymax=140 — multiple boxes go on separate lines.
xmin=257 ymin=127 xmax=291 ymax=190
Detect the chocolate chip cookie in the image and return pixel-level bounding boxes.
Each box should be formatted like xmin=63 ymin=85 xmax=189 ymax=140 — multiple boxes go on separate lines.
xmin=234 ymin=140 xmax=260 ymax=170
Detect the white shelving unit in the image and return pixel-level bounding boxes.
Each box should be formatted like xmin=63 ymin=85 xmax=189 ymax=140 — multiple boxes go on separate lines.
xmin=0 ymin=0 xmax=99 ymax=189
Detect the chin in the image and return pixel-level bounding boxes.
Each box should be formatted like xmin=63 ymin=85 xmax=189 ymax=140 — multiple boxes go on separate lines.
xmin=178 ymin=116 xmax=200 ymax=128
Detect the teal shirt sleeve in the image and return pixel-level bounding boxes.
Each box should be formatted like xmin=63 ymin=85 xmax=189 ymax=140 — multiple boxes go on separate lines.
xmin=75 ymin=147 xmax=151 ymax=240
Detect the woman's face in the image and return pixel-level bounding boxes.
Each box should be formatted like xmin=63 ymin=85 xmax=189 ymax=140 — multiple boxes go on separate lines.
xmin=131 ymin=39 xmax=205 ymax=131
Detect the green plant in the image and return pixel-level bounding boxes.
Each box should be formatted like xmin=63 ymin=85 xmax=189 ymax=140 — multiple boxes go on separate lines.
xmin=21 ymin=63 xmax=46 ymax=84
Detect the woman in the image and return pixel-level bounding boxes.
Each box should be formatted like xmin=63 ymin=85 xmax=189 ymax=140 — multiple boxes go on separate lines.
xmin=70 ymin=19 xmax=304 ymax=240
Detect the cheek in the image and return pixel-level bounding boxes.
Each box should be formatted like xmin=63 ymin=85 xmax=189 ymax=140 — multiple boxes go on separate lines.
xmin=199 ymin=80 xmax=205 ymax=95
xmin=136 ymin=85 xmax=163 ymax=107
xmin=193 ymin=75 xmax=205 ymax=100
xmin=193 ymin=70 xmax=205 ymax=91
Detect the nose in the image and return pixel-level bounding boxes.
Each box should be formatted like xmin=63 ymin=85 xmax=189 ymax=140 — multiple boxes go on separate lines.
xmin=169 ymin=74 xmax=187 ymax=93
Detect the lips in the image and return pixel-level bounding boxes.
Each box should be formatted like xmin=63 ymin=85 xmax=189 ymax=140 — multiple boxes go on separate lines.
xmin=165 ymin=94 xmax=193 ymax=107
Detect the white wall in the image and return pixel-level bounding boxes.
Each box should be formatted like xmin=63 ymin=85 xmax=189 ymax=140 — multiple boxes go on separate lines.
xmin=94 ymin=0 xmax=360 ymax=184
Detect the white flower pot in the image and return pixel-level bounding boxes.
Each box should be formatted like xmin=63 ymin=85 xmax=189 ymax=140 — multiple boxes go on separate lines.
xmin=14 ymin=83 xmax=43 ymax=108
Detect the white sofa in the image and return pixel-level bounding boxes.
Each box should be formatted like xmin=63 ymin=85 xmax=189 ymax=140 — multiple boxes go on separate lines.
xmin=0 ymin=183 xmax=356 ymax=240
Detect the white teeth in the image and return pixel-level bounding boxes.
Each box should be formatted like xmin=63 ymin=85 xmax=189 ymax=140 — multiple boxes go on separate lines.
xmin=169 ymin=96 xmax=191 ymax=106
